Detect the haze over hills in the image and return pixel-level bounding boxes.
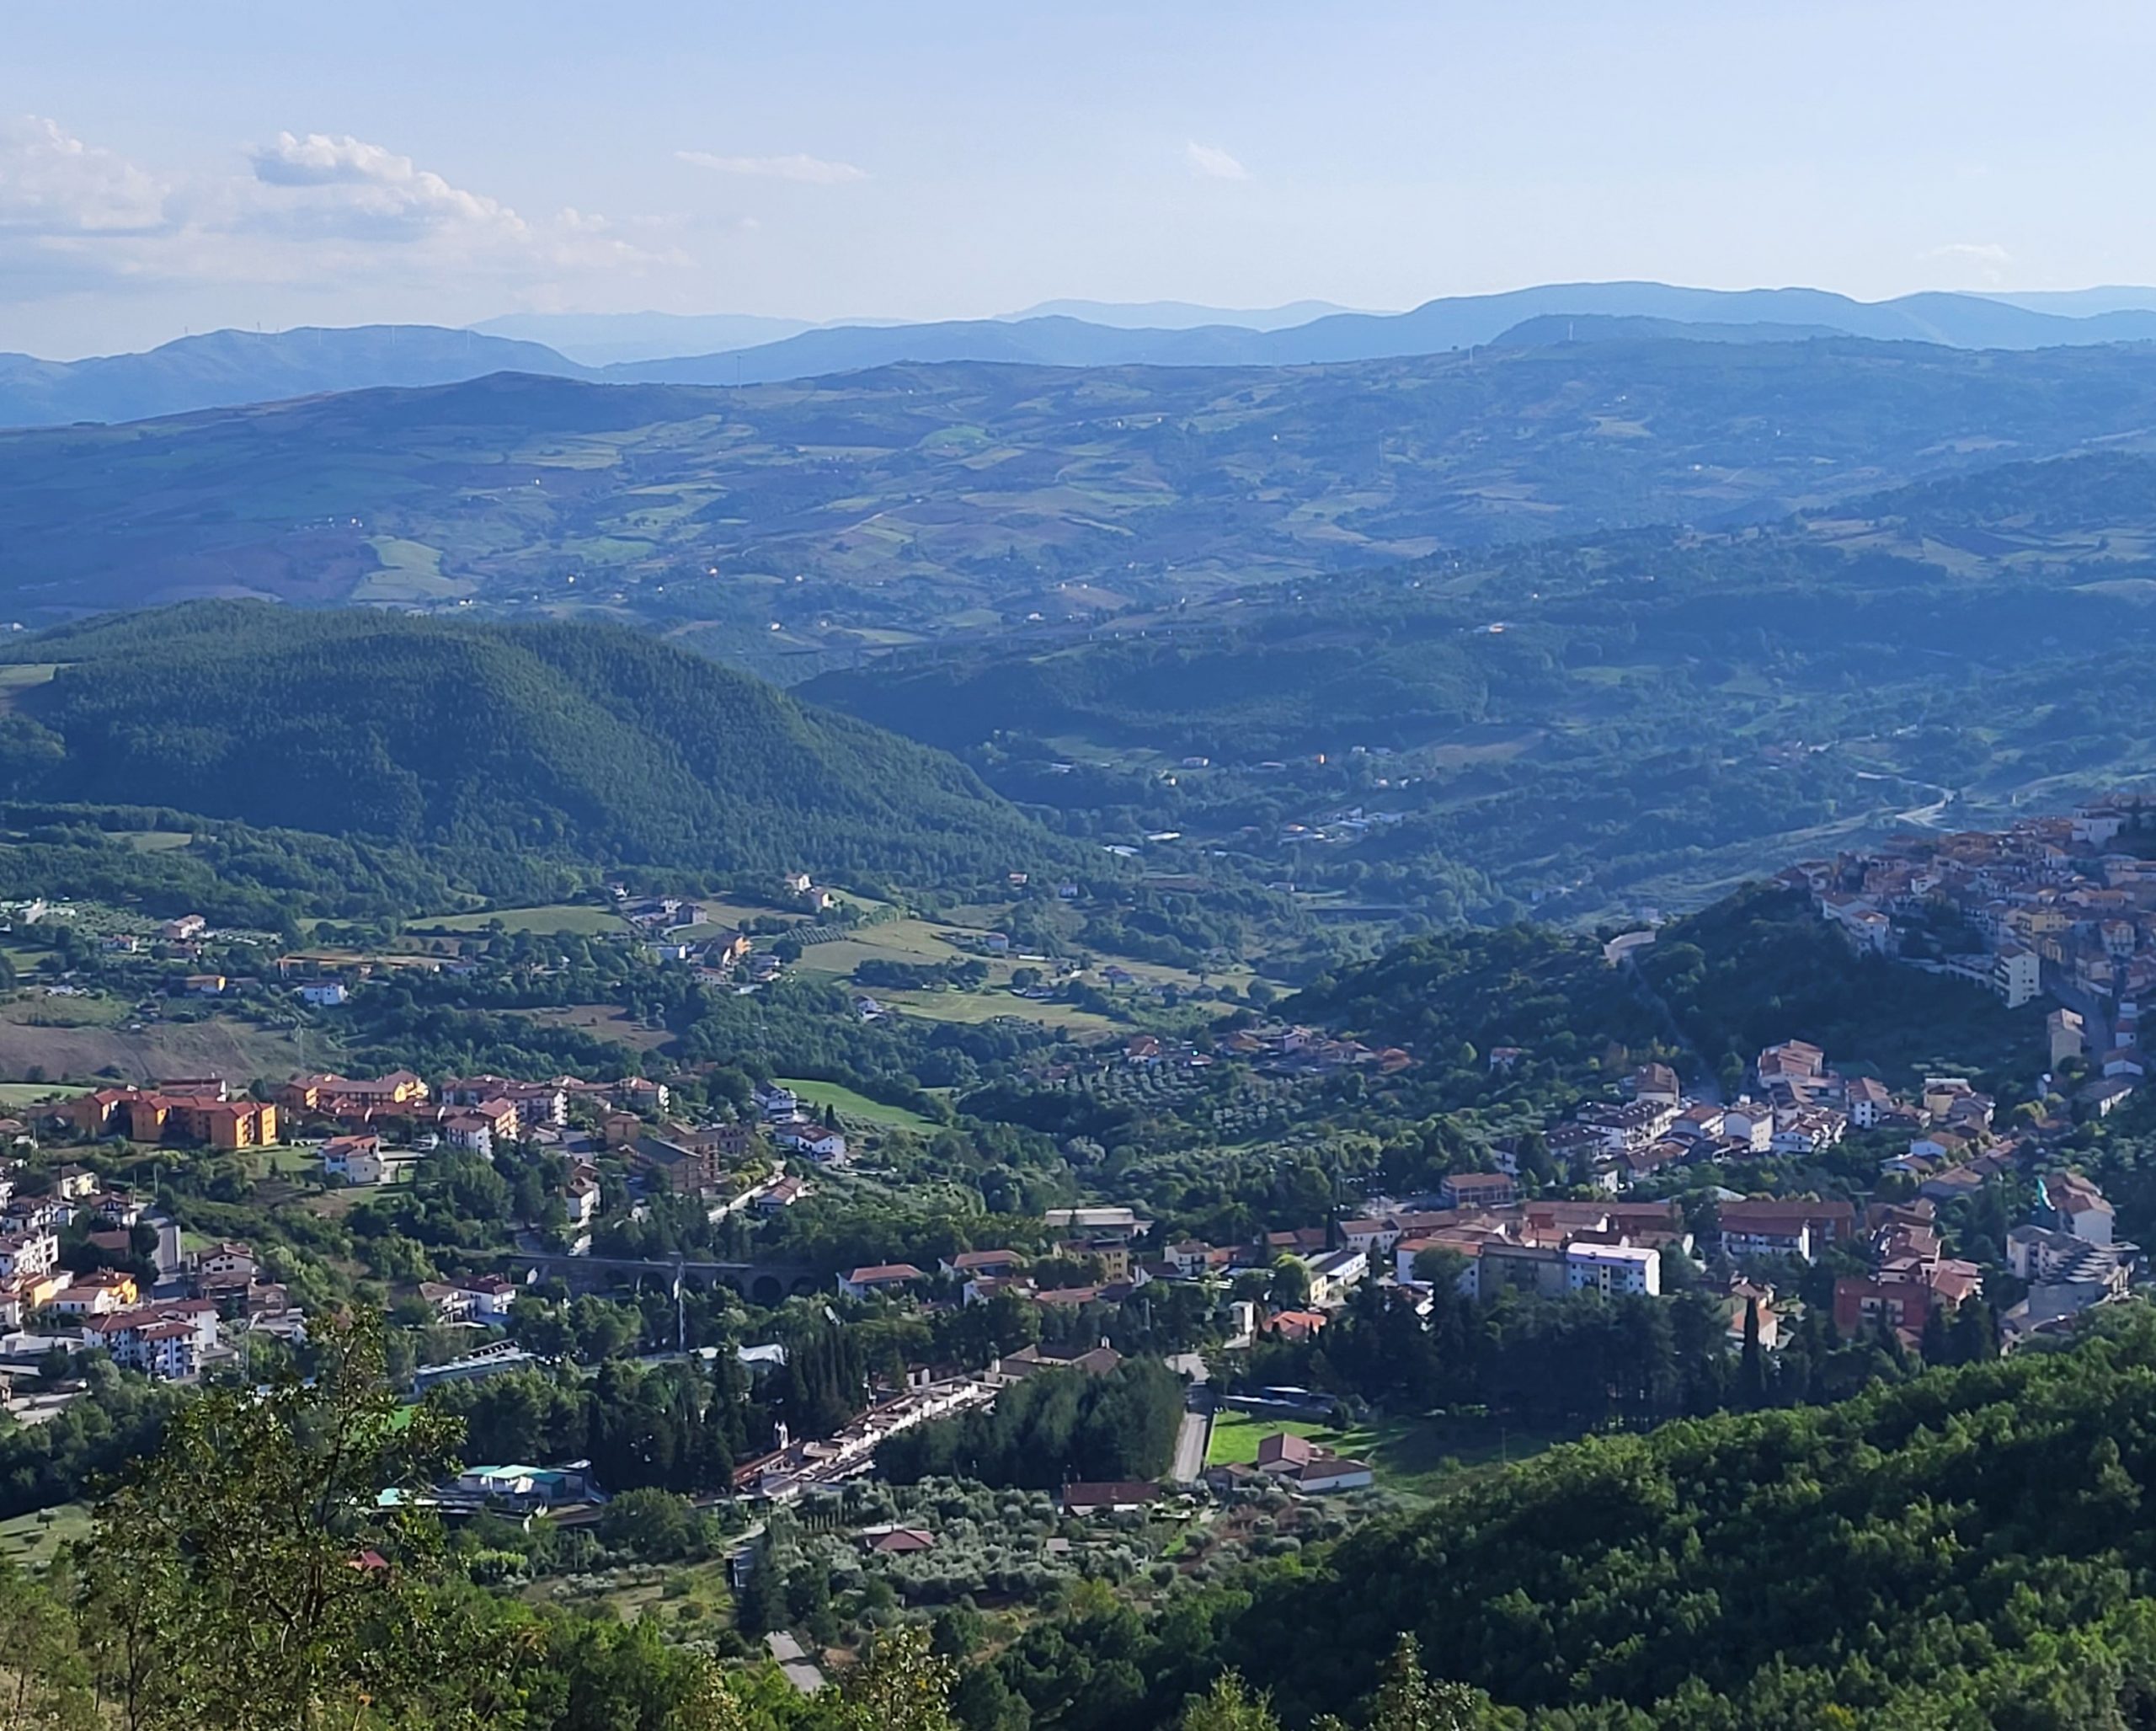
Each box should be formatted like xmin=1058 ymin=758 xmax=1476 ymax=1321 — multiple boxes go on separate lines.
xmin=999 ymin=297 xmax=1369 ymax=329
xmin=19 ymin=281 xmax=2156 ymax=430
xmin=470 ymin=311 xmax=819 ymax=366
xmin=0 ymin=325 xmax=584 ymax=429
xmin=797 ymin=448 xmax=2156 ymax=919
xmin=472 ymin=302 xmax=1362 ymax=363
xmin=15 ymin=336 xmax=2156 ymax=652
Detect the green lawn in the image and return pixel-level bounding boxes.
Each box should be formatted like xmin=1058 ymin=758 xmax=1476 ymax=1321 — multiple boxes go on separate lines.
xmin=1206 ymin=1411 xmax=1337 ymax=1467
xmin=0 ymin=1080 xmax=89 ymax=1107
xmin=255 ymin=1144 xmax=324 ymax=1178
xmin=0 ymin=1502 xmax=90 ymax=1571
xmin=1207 ymin=1408 xmax=1574 ymax=1497
xmin=773 ymin=1077 xmax=938 ymax=1133
xmin=414 ymin=904 xmax=627 ymax=937
xmin=873 ymin=986 xmax=1118 ymax=1034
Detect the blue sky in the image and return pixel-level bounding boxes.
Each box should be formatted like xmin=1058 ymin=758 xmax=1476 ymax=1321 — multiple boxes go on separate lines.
xmin=4 ymin=1 xmax=2154 ymax=355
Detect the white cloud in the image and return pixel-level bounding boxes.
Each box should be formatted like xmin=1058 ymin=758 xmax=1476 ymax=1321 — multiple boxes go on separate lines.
xmin=1925 ymin=241 xmax=2012 ymax=267
xmin=0 ymin=118 xmax=684 ymax=307
xmin=0 ymin=115 xmax=170 ymax=235
xmin=1924 ymin=241 xmax=2013 ymax=286
xmin=244 ymin=131 xmax=529 ymax=244
xmin=1185 ymin=142 xmax=1249 ymax=182
xmin=676 ymin=150 xmax=867 ymax=185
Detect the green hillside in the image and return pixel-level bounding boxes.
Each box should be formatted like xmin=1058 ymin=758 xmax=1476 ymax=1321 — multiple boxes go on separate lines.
xmin=0 ymin=602 xmax=1075 ymax=888
xmin=801 ymin=461 xmax=2156 ymax=922
xmin=1166 ymin=1315 xmax=2156 ymax=1727
xmin=13 ymin=341 xmax=2156 ymax=657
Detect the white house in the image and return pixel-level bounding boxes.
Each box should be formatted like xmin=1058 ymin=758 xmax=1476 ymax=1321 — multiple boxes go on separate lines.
xmin=296 ymin=980 xmax=350 ymax=1008
xmin=456 ymin=1274 xmax=520 ymax=1322
xmin=1303 ymin=1247 xmax=1369 ymax=1306
xmin=838 ymin=1264 xmax=926 ymax=1301
xmin=1719 ymin=1103 xmax=1774 ymax=1154
xmin=321 ymin=1135 xmax=384 ymax=1186
xmin=776 ymin=1123 xmax=848 ymax=1162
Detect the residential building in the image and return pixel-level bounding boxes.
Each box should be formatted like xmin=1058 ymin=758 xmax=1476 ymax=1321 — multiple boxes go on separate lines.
xmin=1304 ymin=1247 xmax=1368 ymax=1306
xmin=1476 ymin=1241 xmax=1567 ymax=1301
xmin=1438 ymin=1171 xmax=1518 ymax=1210
xmin=1845 ymin=1076 xmax=1896 ymax=1130
xmin=997 ymin=1342 xmax=1123 ymax=1380
xmin=0 ymin=1230 xmax=60 ymax=1281
xmin=1565 ymin=1241 xmax=1661 ymax=1297
xmin=1718 ymin=1199 xmax=1854 ymax=1263
xmin=1060 ymin=1482 xmax=1159 ymax=1515
xmin=2041 ymin=1173 xmax=2116 ymax=1246
xmin=838 ymin=1264 xmax=926 ymax=1301
xmin=632 ymin=1133 xmax=728 ymax=1194
xmin=1252 ymin=1430 xmax=1375 ymax=1493
xmin=277 ymin=1071 xmax=430 ymax=1123
xmin=1993 ymin=944 xmax=2042 ymax=1009
xmin=321 ymin=1134 xmax=385 ymax=1185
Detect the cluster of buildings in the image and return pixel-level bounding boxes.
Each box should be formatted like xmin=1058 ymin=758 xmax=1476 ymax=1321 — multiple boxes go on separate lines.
xmin=0 ymin=1215 xmax=301 ymax=1384
xmin=2002 ymin=1170 xmax=2138 ymax=1344
xmin=1214 ymin=1024 xmax=1414 ymax=1077
xmin=1789 ymin=797 xmax=2156 ymax=1009
xmin=62 ymin=1080 xmax=279 ymax=1150
xmin=1528 ymin=1043 xmax=2025 ymax=1199
xmin=750 ymin=1084 xmax=849 ymax=1166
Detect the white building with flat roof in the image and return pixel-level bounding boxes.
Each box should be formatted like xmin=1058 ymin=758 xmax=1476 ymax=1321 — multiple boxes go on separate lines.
xmin=1565 ymin=1241 xmax=1661 ymax=1298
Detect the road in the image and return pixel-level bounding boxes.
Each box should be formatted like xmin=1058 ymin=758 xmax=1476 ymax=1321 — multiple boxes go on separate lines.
xmin=766 ymin=1632 xmax=825 ymax=1694
xmin=1167 ymin=1352 xmax=1213 ymax=1483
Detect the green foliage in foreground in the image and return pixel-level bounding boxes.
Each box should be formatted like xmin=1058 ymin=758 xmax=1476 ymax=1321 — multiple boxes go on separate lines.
xmin=0 ymin=1312 xmax=1492 ymax=1731
xmin=1179 ymin=1306 xmax=2156 ymax=1728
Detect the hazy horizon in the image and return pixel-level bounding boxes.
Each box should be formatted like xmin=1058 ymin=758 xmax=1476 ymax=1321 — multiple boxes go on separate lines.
xmin=8 ymin=1 xmax=2156 ymax=356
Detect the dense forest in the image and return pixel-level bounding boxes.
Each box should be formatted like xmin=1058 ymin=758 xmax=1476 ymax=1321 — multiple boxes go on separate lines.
xmin=0 ymin=603 xmax=1081 ymax=890
xmin=900 ymin=1312 xmax=2156 ymax=1728
xmin=877 ymin=1360 xmax=1184 ymax=1489
xmin=1281 ymin=924 xmax=1657 ymax=1078
xmin=1637 ymin=883 xmax=2045 ymax=1089
xmin=1285 ymin=882 xmax=2038 ymax=1105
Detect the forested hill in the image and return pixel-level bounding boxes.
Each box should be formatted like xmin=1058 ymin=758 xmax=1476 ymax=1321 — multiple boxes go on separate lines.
xmin=1152 ymin=1314 xmax=2156 ymax=1726
xmin=0 ymin=603 xmax=1078 ymax=887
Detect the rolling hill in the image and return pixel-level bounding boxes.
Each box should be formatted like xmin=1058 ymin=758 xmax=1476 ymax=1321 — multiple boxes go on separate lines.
xmin=0 ymin=325 xmax=584 ymax=429
xmin=0 ymin=603 xmax=1076 ymax=887
xmin=16 ymin=338 xmax=2156 ymax=652
xmin=597 ymin=281 xmax=2156 ymax=386
xmin=16 ymin=282 xmax=2156 ymax=434
xmin=1114 ymin=1316 xmax=2156 ymax=1726
xmin=793 ymin=453 xmax=2156 ymax=919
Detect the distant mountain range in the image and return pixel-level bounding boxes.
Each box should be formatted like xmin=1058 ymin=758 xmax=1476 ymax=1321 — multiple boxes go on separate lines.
xmin=0 ymin=325 xmax=583 ymax=428
xmin=14 ymin=282 xmax=2156 ymax=430
xmin=997 ymin=297 xmax=1367 ymax=330
xmin=469 ymin=311 xmax=817 ymax=365
xmin=475 ymin=300 xmax=1364 ymax=362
